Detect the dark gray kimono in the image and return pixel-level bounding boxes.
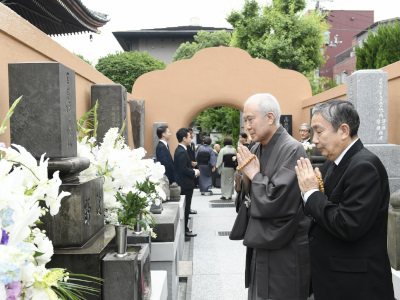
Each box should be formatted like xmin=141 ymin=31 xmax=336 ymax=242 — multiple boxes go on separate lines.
xmin=244 ymin=126 xmax=310 ymax=300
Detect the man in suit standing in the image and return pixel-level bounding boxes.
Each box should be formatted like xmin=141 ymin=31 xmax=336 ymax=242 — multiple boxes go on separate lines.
xmin=299 ymin=123 xmax=311 ymax=143
xmin=174 ymin=128 xmax=200 ymax=238
xmin=156 ymin=126 xmax=175 ymax=184
xmin=296 ymin=99 xmax=394 ymax=300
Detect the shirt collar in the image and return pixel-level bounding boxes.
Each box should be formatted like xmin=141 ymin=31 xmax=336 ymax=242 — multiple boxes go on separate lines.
xmin=334 ymin=138 xmax=359 ymax=166
xmin=160 ymin=140 xmax=168 ymax=147
xmin=179 ymin=143 xmax=187 ymax=150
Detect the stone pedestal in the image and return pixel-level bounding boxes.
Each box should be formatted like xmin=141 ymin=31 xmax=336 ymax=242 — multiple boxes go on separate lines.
xmin=165 ymin=196 xmax=185 ymax=260
xmin=40 ymin=177 xmax=104 ymax=248
xmin=129 ymin=99 xmax=145 ymax=148
xmin=150 ymin=204 xmax=181 ymax=300
xmin=47 ymin=226 xmax=116 ymax=300
xmin=153 ymin=122 xmax=167 ymax=155
xmin=103 ymin=251 xmax=139 ymax=300
xmin=388 ymin=190 xmax=400 ymax=270
xmin=8 ymin=62 xmax=77 ymax=158
xmin=127 ymin=244 xmax=152 ymax=300
xmin=103 ymin=251 xmax=138 ymax=299
xmin=365 ymin=144 xmax=400 ymax=194
xmin=91 ymin=84 xmax=128 ymax=144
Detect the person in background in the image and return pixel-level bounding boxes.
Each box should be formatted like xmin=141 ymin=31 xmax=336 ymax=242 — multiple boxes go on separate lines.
xmin=299 ymin=123 xmax=311 ymax=143
xmin=196 ymin=136 xmax=216 ymax=195
xmin=174 ymin=128 xmax=200 ymax=238
xmin=239 ymin=132 xmax=250 ymax=149
xmin=212 ymin=144 xmax=221 ymax=188
xmin=155 ymin=125 xmax=175 ymax=184
xmin=216 ymin=137 xmax=237 ymax=200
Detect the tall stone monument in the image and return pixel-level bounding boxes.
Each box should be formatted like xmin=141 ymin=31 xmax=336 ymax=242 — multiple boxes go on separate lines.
xmin=91 ymin=84 xmax=128 ymax=144
xmin=129 ymin=99 xmax=145 ymax=148
xmin=347 ymin=70 xmax=400 ymax=194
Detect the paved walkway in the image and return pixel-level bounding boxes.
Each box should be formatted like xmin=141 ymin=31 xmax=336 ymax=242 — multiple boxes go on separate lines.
xmin=189 ymin=188 xmax=248 ymax=300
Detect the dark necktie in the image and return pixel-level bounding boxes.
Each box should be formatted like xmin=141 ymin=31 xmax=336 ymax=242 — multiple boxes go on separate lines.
xmin=324 ymin=161 xmax=337 ymax=184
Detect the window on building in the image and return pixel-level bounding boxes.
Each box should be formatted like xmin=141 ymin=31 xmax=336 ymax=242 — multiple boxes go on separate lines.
xmin=323 ymin=30 xmax=330 ymax=45
xmin=335 ymin=74 xmax=341 ymax=85
xmin=341 ymin=73 xmax=347 ymax=83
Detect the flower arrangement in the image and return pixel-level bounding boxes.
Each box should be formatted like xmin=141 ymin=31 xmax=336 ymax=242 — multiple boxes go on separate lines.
xmin=76 ymin=105 xmax=165 ymax=238
xmin=302 ymin=141 xmax=316 ymax=154
xmin=0 ymin=98 xmax=101 ymax=300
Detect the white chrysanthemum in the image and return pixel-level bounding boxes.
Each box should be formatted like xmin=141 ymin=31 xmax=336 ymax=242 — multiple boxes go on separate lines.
xmin=33 ymin=231 xmax=54 ymax=266
xmin=155 ymin=185 xmax=166 ymax=200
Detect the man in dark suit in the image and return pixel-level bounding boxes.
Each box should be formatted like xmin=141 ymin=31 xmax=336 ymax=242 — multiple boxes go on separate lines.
xmin=156 ymin=126 xmax=175 ymax=184
xmin=296 ymin=99 xmax=394 ymax=300
xmin=174 ymin=128 xmax=200 ymax=238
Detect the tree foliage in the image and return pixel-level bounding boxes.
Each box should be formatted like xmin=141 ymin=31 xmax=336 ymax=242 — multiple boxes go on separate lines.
xmin=304 ymin=70 xmax=338 ymax=95
xmin=356 ymin=21 xmax=400 ymax=69
xmin=227 ymin=0 xmax=330 ymax=74
xmin=192 ymin=107 xmax=240 ymax=146
xmin=74 ymin=53 xmax=92 ymax=66
xmin=172 ymin=30 xmax=231 ymax=62
xmin=95 ymin=51 xmax=166 ymax=93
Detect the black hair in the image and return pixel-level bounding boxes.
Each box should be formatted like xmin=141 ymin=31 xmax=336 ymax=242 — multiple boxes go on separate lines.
xmin=240 ymin=133 xmax=248 ymax=139
xmin=312 ymin=99 xmax=360 ymax=137
xmin=203 ymin=136 xmax=211 ymax=145
xmin=156 ymin=126 xmax=168 ymax=138
xmin=223 ymin=137 xmax=233 ymax=146
xmin=176 ymin=128 xmax=190 ymax=143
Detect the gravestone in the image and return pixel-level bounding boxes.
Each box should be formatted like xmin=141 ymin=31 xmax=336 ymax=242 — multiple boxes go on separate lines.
xmin=346 ymin=70 xmax=400 ymax=194
xmin=8 ymin=62 xmax=77 ymax=158
xmin=347 ymin=70 xmax=388 ymax=144
xmin=102 ymin=251 xmax=139 ymax=300
xmin=91 ymin=84 xmax=128 ymax=144
xmin=129 ymin=99 xmax=145 ymax=148
xmin=153 ymin=122 xmax=168 ymax=155
xmin=280 ymin=115 xmax=292 ymax=136
xmin=388 ymin=190 xmax=400 ymax=270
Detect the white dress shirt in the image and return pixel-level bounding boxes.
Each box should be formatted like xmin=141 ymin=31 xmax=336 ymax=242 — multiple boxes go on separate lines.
xmin=303 ymin=138 xmax=359 ymax=204
xmin=160 ymin=139 xmax=168 ymax=148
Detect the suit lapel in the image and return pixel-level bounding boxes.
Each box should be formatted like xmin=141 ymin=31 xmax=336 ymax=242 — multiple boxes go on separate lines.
xmin=325 ymin=139 xmax=364 ymax=195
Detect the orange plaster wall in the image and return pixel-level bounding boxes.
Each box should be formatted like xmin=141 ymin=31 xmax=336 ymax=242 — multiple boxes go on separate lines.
xmin=0 ymin=4 xmax=134 ymax=148
xmin=301 ymin=60 xmax=400 ymax=145
xmin=131 ymin=46 xmax=313 ymax=155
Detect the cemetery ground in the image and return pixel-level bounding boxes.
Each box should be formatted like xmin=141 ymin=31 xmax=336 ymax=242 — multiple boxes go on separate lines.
xmin=180 ymin=188 xmax=248 ymax=300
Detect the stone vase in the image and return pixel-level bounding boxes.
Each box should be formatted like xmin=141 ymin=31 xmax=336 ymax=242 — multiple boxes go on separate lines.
xmin=133 ymin=213 xmax=143 ymax=235
xmin=115 ymin=225 xmax=128 ymax=257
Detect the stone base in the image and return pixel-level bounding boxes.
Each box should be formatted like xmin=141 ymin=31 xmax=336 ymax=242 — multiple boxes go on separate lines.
xmin=164 ymin=197 xmax=185 ymax=260
xmin=47 ymin=225 xmax=115 ymax=300
xmin=102 ymin=251 xmax=138 ymax=300
xmin=392 ymin=268 xmax=400 ymax=299
xmin=388 ymin=209 xmax=400 ymax=270
xmin=40 ymin=177 xmax=104 ymax=248
xmin=127 ymin=244 xmax=152 ymax=300
xmin=365 ymin=144 xmax=400 ymax=194
xmin=151 ymin=202 xmax=163 ymax=214
xmin=152 ymin=205 xmax=179 ymax=243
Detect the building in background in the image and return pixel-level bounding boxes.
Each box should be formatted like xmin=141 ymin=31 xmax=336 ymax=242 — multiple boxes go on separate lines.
xmin=333 ymin=17 xmax=400 ymax=84
xmin=113 ymin=18 xmax=232 ymax=64
xmin=319 ymin=10 xmax=374 ymax=82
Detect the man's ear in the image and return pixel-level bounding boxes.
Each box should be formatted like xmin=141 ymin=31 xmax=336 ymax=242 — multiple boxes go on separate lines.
xmin=339 ymin=123 xmax=351 ymax=140
xmin=266 ymin=112 xmax=275 ymax=125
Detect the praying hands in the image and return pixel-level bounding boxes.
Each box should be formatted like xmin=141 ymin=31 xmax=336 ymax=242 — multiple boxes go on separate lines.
xmin=237 ymin=145 xmax=260 ymax=180
xmin=295 ymin=157 xmax=321 ymax=195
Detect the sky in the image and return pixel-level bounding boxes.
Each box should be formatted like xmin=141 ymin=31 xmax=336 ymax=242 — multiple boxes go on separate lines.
xmin=51 ymin=0 xmax=400 ymax=65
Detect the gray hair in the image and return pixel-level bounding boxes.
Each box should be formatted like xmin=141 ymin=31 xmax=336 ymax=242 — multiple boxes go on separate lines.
xmin=312 ymin=99 xmax=360 ymax=137
xmin=244 ymin=93 xmax=281 ymax=126
xmin=300 ymin=123 xmax=311 ymax=131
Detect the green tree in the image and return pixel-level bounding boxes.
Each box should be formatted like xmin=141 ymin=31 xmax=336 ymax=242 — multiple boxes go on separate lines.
xmin=193 ymin=107 xmax=240 ymax=146
xmin=304 ymin=70 xmax=338 ymax=95
xmin=95 ymin=51 xmax=166 ymax=93
xmin=227 ymin=0 xmax=330 ymax=74
xmin=74 ymin=53 xmax=92 ymax=66
xmin=172 ymin=30 xmax=231 ymax=62
xmin=356 ymin=21 xmax=400 ymax=69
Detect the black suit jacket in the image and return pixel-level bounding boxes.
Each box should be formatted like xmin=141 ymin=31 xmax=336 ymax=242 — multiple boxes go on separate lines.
xmin=187 ymin=142 xmax=196 ymax=163
xmin=156 ymin=141 xmax=175 ymax=184
xmin=305 ymin=139 xmax=394 ymax=300
xmin=174 ymin=145 xmax=195 ymax=190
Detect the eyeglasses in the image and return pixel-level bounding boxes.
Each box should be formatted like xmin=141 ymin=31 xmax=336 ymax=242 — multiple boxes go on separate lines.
xmin=299 ymin=130 xmax=309 ymax=133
